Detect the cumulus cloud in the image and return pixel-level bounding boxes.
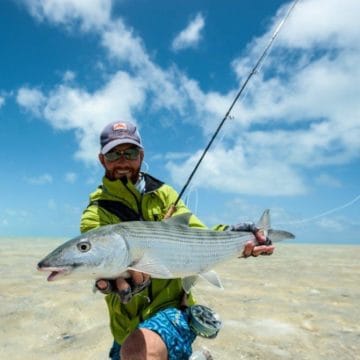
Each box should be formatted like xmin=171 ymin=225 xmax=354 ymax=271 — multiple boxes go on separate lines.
xmin=172 ymin=13 xmax=205 ymax=51
xmin=62 ymin=70 xmax=76 ymax=82
xmin=16 ymin=87 xmax=46 ymax=116
xmin=167 ymin=145 xmax=307 ymax=196
xmin=23 ymin=0 xmax=112 ymax=31
xmin=25 ymin=173 xmax=53 ymax=185
xmin=167 ymin=0 xmax=360 ymax=195
xmin=19 ymin=0 xmax=360 ymax=196
xmin=18 ymin=72 xmax=146 ymax=163
xmin=315 ymin=173 xmax=342 ymax=188
xmin=64 ymin=172 xmax=77 ymax=183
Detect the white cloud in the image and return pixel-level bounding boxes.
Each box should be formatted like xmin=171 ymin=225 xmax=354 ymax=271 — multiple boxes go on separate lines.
xmin=0 ymin=208 xmax=30 ymax=227
xmin=23 ymin=0 xmax=112 ymax=31
xmin=1 ymin=218 xmax=9 ymax=226
xmin=172 ymin=13 xmax=205 ymax=51
xmin=16 ymin=87 xmax=46 ymax=116
xmin=25 ymin=173 xmax=53 ymax=185
xmin=167 ymin=145 xmax=307 ymax=196
xmin=4 ymin=209 xmax=29 ymax=218
xmin=18 ymin=72 xmax=146 ymax=163
xmin=275 ymin=0 xmax=360 ymax=50
xmin=19 ymin=0 xmax=360 ymax=196
xmin=64 ymin=172 xmax=77 ymax=183
xmin=101 ymin=19 xmax=149 ymax=66
xmin=168 ymin=0 xmax=360 ymax=195
xmin=63 ymin=70 xmax=76 ymax=82
xmin=315 ymin=174 xmax=342 ymax=188
xmin=0 ymin=95 xmax=5 ymax=108
xmin=316 ymin=217 xmax=344 ymax=232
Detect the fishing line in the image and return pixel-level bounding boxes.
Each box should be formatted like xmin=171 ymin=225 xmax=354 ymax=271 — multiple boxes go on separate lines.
xmin=278 ymin=193 xmax=360 ymax=226
xmin=171 ymin=0 xmax=301 ymax=211
xmin=141 ymin=160 xmax=149 ymax=173
xmin=184 ymin=185 xmax=199 ymax=215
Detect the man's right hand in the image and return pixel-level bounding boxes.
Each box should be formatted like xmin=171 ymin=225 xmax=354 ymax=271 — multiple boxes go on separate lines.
xmin=95 ymin=270 xmax=151 ymax=303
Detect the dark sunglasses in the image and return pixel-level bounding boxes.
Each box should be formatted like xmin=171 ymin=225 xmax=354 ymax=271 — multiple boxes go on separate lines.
xmin=104 ymin=147 xmax=140 ymax=162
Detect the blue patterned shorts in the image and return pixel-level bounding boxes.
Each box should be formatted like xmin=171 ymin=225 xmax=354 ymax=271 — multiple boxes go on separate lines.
xmin=109 ymin=307 xmax=196 ymax=360
xmin=139 ymin=307 xmax=197 ymax=359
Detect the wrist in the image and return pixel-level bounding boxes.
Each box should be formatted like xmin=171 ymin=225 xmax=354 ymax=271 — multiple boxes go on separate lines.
xmin=229 ymin=222 xmax=258 ymax=234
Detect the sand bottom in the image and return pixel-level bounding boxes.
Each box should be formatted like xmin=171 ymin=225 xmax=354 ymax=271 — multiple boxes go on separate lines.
xmin=0 ymin=238 xmax=359 ymax=359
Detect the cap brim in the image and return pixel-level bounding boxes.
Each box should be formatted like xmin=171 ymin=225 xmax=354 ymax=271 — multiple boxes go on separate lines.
xmin=101 ymin=139 xmax=143 ymax=154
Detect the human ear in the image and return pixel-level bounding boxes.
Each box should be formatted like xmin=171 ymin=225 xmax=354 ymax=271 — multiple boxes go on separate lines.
xmin=99 ymin=153 xmax=106 ymax=168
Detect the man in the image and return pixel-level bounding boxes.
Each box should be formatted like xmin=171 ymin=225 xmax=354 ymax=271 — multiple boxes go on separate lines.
xmin=80 ymin=120 xmax=274 ymax=360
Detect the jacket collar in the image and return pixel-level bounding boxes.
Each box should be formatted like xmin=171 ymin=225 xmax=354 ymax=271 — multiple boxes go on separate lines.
xmin=102 ymin=172 xmax=164 ymax=195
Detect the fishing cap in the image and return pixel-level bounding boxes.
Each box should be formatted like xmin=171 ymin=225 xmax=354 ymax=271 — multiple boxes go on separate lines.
xmin=100 ymin=121 xmax=143 ymax=154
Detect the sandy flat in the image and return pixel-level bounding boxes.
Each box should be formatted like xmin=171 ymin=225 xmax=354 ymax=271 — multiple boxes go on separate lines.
xmin=0 ymin=238 xmax=359 ymax=360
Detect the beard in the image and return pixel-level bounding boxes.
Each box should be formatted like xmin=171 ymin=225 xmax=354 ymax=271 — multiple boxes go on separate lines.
xmin=105 ymin=167 xmax=140 ymax=184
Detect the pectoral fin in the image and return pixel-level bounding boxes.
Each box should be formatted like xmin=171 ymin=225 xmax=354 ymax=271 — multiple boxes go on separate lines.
xmin=128 ymin=254 xmax=173 ymax=278
xmin=200 ymin=270 xmax=224 ymax=290
xmin=182 ymin=271 xmax=223 ymax=293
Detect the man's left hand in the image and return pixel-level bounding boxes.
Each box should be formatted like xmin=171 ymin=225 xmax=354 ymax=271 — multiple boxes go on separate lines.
xmin=242 ymin=230 xmax=275 ymax=258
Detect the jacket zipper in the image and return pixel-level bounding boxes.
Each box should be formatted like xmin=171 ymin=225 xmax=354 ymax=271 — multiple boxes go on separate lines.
xmin=121 ymin=178 xmax=144 ymax=220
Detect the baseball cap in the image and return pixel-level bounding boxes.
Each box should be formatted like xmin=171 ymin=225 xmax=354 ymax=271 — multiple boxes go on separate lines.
xmin=100 ymin=121 xmax=143 ymax=154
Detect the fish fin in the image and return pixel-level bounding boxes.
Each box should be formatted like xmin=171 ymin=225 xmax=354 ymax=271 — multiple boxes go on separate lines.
xmin=128 ymin=253 xmax=173 ymax=278
xmin=162 ymin=212 xmax=192 ymax=226
xmin=256 ymin=209 xmax=295 ymax=242
xmin=268 ymin=229 xmax=295 ymax=242
xmin=256 ymin=209 xmax=271 ymax=237
xmin=200 ymin=270 xmax=224 ymax=290
xmin=182 ymin=276 xmax=199 ymax=294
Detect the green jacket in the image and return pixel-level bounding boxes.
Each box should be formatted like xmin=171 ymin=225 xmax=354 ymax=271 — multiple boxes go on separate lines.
xmin=80 ymin=173 xmax=215 ymax=344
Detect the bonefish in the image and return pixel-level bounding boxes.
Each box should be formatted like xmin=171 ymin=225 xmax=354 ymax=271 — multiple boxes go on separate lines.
xmin=37 ymin=209 xmax=294 ymax=292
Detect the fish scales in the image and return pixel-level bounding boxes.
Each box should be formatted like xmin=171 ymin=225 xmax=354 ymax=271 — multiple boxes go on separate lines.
xmin=115 ymin=221 xmax=252 ymax=276
xmin=37 ymin=210 xmax=295 ymax=287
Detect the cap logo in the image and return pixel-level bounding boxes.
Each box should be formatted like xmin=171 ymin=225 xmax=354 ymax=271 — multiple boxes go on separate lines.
xmin=113 ymin=122 xmax=127 ymax=131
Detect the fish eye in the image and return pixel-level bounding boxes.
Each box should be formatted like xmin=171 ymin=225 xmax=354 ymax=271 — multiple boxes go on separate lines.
xmin=77 ymin=241 xmax=91 ymax=252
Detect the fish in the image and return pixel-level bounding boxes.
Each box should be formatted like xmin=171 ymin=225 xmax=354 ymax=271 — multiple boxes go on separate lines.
xmin=37 ymin=209 xmax=294 ymax=292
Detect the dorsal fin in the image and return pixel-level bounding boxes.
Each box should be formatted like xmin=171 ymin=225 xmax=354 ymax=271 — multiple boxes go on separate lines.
xmin=162 ymin=212 xmax=192 ymax=226
xmin=257 ymin=209 xmax=270 ymax=231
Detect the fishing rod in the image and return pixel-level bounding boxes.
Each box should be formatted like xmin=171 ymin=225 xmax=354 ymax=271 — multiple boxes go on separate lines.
xmin=165 ymin=0 xmax=300 ymax=218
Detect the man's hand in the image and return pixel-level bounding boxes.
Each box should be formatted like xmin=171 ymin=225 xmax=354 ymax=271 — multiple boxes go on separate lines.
xmin=229 ymin=222 xmax=275 ymax=258
xmin=242 ymin=230 xmax=275 ymax=258
xmin=95 ymin=270 xmax=151 ymax=303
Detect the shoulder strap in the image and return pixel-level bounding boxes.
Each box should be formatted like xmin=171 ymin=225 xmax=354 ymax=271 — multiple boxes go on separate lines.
xmin=91 ymin=199 xmax=141 ymax=221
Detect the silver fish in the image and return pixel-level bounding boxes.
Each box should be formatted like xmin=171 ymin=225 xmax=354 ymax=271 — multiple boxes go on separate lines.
xmin=37 ymin=209 xmax=294 ymax=292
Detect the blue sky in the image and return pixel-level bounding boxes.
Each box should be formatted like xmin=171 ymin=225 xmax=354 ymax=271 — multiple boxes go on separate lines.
xmin=0 ymin=0 xmax=359 ymax=244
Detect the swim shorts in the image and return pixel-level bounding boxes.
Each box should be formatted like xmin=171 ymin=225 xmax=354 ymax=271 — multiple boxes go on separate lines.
xmin=109 ymin=307 xmax=196 ymax=360
xmin=139 ymin=307 xmax=197 ymax=359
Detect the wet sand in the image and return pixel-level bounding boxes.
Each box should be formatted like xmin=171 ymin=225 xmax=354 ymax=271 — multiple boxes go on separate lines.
xmin=0 ymin=238 xmax=359 ymax=359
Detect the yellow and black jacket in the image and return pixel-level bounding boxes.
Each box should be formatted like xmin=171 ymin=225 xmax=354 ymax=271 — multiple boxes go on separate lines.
xmin=80 ymin=173 xmax=219 ymax=344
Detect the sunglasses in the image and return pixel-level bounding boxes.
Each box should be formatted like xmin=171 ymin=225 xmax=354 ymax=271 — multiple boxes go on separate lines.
xmin=104 ymin=147 xmax=140 ymax=162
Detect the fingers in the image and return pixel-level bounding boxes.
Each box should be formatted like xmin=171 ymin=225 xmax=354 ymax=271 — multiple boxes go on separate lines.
xmin=254 ymin=230 xmax=267 ymax=245
xmin=95 ymin=271 xmax=151 ymax=303
xmin=128 ymin=270 xmax=150 ymax=286
xmin=251 ymin=244 xmax=275 ymax=257
xmin=242 ymin=240 xmax=275 ymax=258
xmin=116 ymin=277 xmax=132 ymax=292
xmin=95 ymin=279 xmax=116 ymax=294
xmin=115 ymin=278 xmax=133 ymax=304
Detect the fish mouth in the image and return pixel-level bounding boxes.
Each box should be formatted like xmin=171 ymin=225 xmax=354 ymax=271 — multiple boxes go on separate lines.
xmin=37 ymin=266 xmax=72 ymax=281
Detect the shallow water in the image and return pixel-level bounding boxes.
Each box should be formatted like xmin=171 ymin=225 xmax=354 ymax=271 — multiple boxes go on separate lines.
xmin=0 ymin=239 xmax=359 ymax=359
